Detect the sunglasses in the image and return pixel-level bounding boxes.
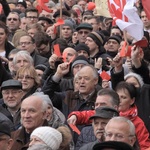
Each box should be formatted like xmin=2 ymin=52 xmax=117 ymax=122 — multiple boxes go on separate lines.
xmin=78 ymin=31 xmax=89 ymax=35
xmin=7 ymin=18 xmax=18 ymax=21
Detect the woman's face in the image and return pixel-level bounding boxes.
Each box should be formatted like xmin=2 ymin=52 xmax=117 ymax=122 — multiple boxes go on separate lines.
xmin=0 ymin=28 xmax=7 ymax=45
xmin=46 ymin=105 xmax=53 ymax=121
xmin=117 ymin=89 xmax=135 ymax=112
xmin=18 ymin=72 xmax=35 ymax=91
xmin=29 ymin=136 xmax=45 ymax=147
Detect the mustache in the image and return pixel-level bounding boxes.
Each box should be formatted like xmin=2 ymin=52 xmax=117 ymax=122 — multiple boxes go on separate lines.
xmin=95 ymin=130 xmax=104 ymax=134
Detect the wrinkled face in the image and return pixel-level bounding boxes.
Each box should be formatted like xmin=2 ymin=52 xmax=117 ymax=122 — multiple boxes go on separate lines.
xmin=78 ymin=29 xmax=91 ymax=43
xmin=141 ymin=11 xmax=150 ymax=29
xmin=0 ymin=28 xmax=7 ymax=45
xmin=107 ymin=39 xmax=120 ymax=52
xmin=21 ymin=96 xmax=46 ymax=133
xmin=95 ymin=95 xmax=116 ymax=109
xmin=2 ymin=89 xmax=23 ymax=109
xmin=85 ymin=37 xmax=98 ymax=52
xmin=125 ymin=77 xmax=140 ymax=88
xmin=17 ymin=72 xmax=35 ymax=91
xmin=61 ymin=26 xmax=72 ymax=40
xmin=0 ymin=135 xmax=12 ymax=150
xmin=117 ymin=89 xmax=134 ymax=112
xmin=6 ymin=13 xmax=20 ymax=31
xmin=78 ymin=66 xmax=98 ymax=96
xmin=93 ymin=118 xmax=110 ymax=140
xmin=19 ymin=36 xmax=35 ymax=54
xmin=105 ymin=120 xmax=135 ymax=146
xmin=29 ymin=136 xmax=45 ymax=147
xmin=26 ymin=12 xmax=38 ymax=24
xmin=14 ymin=56 xmax=31 ymax=71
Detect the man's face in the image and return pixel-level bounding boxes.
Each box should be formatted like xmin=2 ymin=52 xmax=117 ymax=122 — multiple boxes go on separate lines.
xmin=0 ymin=135 xmax=12 ymax=150
xmin=78 ymin=29 xmax=91 ymax=43
xmin=36 ymin=44 xmax=50 ymax=56
xmin=77 ymin=50 xmax=89 ymax=59
xmin=141 ymin=11 xmax=150 ymax=29
xmin=105 ymin=120 xmax=135 ymax=146
xmin=78 ymin=0 xmax=86 ymax=11
xmin=72 ymin=63 xmax=86 ymax=76
xmin=16 ymin=4 xmax=26 ymax=12
xmin=95 ymin=95 xmax=117 ymax=110
xmin=21 ymin=96 xmax=46 ymax=133
xmin=87 ymin=18 xmax=99 ymax=31
xmin=64 ymin=0 xmax=76 ymax=7
xmin=62 ymin=48 xmax=76 ymax=62
xmin=93 ymin=118 xmax=110 ymax=140
xmin=6 ymin=13 xmax=20 ymax=31
xmin=19 ymin=36 xmax=35 ymax=54
xmin=2 ymin=89 xmax=23 ymax=110
xmin=107 ymin=39 xmax=120 ymax=52
xmin=62 ymin=26 xmax=72 ymax=40
xmin=85 ymin=37 xmax=98 ymax=53
xmin=26 ymin=12 xmax=38 ymax=24
xmin=78 ymin=66 xmax=98 ymax=96
xmin=110 ymin=28 xmax=122 ymax=36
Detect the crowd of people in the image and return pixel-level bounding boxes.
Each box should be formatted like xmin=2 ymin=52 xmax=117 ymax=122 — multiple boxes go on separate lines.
xmin=0 ymin=0 xmax=150 ymax=150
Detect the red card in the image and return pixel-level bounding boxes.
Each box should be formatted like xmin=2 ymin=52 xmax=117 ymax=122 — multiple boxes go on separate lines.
xmin=100 ymin=71 xmax=111 ymax=81
xmin=133 ymin=39 xmax=148 ymax=48
xmin=62 ymin=51 xmax=67 ymax=62
xmin=54 ymin=18 xmax=65 ymax=26
xmin=53 ymin=44 xmax=61 ymax=57
xmin=69 ymin=124 xmax=81 ymax=135
xmin=119 ymin=41 xmax=127 ymax=57
xmin=69 ymin=55 xmax=76 ymax=64
xmin=125 ymin=46 xmax=132 ymax=57
xmin=87 ymin=2 xmax=96 ymax=10
xmin=0 ymin=5 xmax=2 ymax=14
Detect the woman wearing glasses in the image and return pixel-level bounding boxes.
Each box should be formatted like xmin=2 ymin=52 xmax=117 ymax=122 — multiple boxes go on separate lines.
xmin=15 ymin=66 xmax=41 ymax=99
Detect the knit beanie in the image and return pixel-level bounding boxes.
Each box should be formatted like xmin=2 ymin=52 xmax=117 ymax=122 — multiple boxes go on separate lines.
xmin=124 ymin=73 xmax=144 ymax=87
xmin=74 ymin=43 xmax=90 ymax=56
xmin=62 ymin=20 xmax=74 ymax=31
xmin=35 ymin=64 xmax=47 ymax=72
xmin=72 ymin=55 xmax=89 ymax=68
xmin=31 ymin=127 xmax=62 ymax=150
xmin=108 ymin=35 xmax=122 ymax=44
xmin=87 ymin=31 xmax=104 ymax=48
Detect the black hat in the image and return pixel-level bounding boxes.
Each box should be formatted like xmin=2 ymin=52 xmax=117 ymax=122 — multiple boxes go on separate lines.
xmin=0 ymin=120 xmax=11 ymax=137
xmin=108 ymin=35 xmax=122 ymax=44
xmin=38 ymin=17 xmax=54 ymax=25
xmin=72 ymin=55 xmax=89 ymax=68
xmin=76 ymin=23 xmax=93 ymax=31
xmin=89 ymin=107 xmax=119 ymax=120
xmin=88 ymin=31 xmax=104 ymax=47
xmin=53 ymin=9 xmax=70 ymax=18
xmin=17 ymin=0 xmax=27 ymax=8
xmin=1 ymin=79 xmax=22 ymax=91
xmin=74 ymin=43 xmax=90 ymax=56
xmin=93 ymin=141 xmax=134 ymax=150
xmin=35 ymin=64 xmax=47 ymax=72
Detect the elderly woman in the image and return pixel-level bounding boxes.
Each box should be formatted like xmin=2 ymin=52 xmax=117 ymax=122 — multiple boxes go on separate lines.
xmin=115 ymin=81 xmax=150 ymax=150
xmin=15 ymin=66 xmax=41 ymax=99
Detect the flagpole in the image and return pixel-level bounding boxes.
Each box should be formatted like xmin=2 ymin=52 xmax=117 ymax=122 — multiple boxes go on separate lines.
xmin=59 ymin=0 xmax=62 ymax=38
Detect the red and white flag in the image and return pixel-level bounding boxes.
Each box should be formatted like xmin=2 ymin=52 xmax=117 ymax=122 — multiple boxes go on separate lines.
xmin=108 ymin=0 xmax=144 ymax=41
xmin=142 ymin=0 xmax=150 ymax=20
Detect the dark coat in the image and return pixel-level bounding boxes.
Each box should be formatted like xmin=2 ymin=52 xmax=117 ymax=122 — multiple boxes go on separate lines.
xmin=79 ymin=140 xmax=99 ymax=150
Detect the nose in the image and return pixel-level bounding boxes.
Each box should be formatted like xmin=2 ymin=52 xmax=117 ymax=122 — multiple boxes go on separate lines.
xmin=109 ymin=134 xmax=117 ymax=141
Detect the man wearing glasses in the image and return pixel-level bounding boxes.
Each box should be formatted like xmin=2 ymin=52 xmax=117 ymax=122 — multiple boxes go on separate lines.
xmin=6 ymin=12 xmax=20 ymax=42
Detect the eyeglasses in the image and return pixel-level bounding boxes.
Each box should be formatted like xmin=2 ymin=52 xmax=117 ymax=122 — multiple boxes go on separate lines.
xmin=8 ymin=57 xmax=13 ymax=61
xmin=7 ymin=18 xmax=18 ymax=21
xmin=104 ymin=132 xmax=134 ymax=140
xmin=18 ymin=75 xmax=34 ymax=80
xmin=26 ymin=16 xmax=38 ymax=19
xmin=2 ymin=90 xmax=22 ymax=96
xmin=78 ymin=31 xmax=90 ymax=35
xmin=19 ymin=42 xmax=33 ymax=46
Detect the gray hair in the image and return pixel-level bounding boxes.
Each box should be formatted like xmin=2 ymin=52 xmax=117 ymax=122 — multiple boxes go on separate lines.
xmin=106 ymin=116 xmax=136 ymax=136
xmin=32 ymin=92 xmax=52 ymax=111
xmin=13 ymin=51 xmax=34 ymax=66
xmin=27 ymin=144 xmax=52 ymax=150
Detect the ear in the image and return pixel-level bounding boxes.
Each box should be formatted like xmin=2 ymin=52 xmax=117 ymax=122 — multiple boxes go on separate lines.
xmin=94 ymin=78 xmax=98 ymax=85
xmin=7 ymin=138 xmax=13 ymax=150
xmin=130 ymin=97 xmax=135 ymax=106
xmin=129 ymin=136 xmax=136 ymax=147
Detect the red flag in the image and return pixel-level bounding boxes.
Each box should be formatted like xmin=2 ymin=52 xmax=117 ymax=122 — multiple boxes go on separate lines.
xmin=142 ymin=0 xmax=150 ymax=20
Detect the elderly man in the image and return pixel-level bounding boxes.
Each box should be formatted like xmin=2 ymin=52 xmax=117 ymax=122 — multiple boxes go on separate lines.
xmin=104 ymin=117 xmax=137 ymax=149
xmin=10 ymin=93 xmax=48 ymax=150
xmin=0 ymin=120 xmax=13 ymax=150
xmin=79 ymin=107 xmax=119 ymax=150
xmin=0 ymin=79 xmax=23 ymax=130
